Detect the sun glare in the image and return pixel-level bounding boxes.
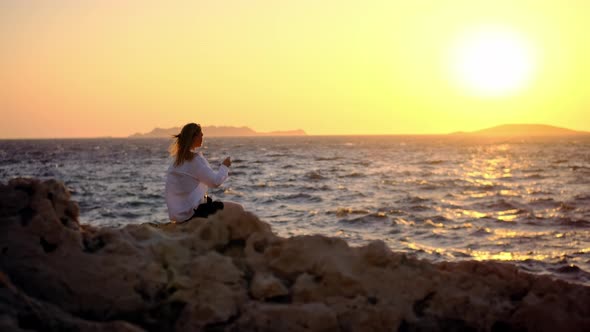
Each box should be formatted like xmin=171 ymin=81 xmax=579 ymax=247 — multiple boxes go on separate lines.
xmin=449 ymin=27 xmax=536 ymax=97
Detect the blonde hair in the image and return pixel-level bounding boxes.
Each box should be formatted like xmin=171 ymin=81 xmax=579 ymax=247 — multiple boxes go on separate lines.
xmin=169 ymin=123 xmax=202 ymax=166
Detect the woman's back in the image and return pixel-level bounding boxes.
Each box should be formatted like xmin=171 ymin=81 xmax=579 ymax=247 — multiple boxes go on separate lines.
xmin=164 ymin=123 xmax=230 ymax=222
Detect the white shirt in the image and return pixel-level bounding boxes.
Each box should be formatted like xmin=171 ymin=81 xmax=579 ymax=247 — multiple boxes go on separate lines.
xmin=165 ymin=152 xmax=229 ymax=222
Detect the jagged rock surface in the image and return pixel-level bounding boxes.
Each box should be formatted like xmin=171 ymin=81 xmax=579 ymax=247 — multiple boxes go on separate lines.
xmin=1 ymin=178 xmax=589 ymax=331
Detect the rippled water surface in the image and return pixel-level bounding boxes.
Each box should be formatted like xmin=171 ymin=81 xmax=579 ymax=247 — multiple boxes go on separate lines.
xmin=2 ymin=136 xmax=589 ymax=284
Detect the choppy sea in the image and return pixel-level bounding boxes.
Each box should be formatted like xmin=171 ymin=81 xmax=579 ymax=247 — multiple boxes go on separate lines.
xmin=1 ymin=136 xmax=589 ymax=285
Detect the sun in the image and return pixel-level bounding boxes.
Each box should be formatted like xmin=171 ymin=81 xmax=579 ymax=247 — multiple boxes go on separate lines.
xmin=449 ymin=27 xmax=536 ymax=97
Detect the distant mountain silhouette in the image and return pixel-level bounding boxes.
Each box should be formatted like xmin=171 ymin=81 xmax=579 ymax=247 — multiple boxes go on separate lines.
xmin=129 ymin=126 xmax=306 ymax=138
xmin=451 ymin=124 xmax=590 ymax=137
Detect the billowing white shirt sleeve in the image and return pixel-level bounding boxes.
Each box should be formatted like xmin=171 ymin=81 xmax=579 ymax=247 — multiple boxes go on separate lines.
xmin=165 ymin=153 xmax=229 ymax=222
xmin=189 ymin=154 xmax=229 ymax=187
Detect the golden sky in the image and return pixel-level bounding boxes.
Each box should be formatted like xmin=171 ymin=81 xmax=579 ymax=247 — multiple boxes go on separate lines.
xmin=1 ymin=0 xmax=589 ymax=138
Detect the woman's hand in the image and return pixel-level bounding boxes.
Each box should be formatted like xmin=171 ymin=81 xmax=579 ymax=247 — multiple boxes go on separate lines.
xmin=222 ymin=157 xmax=231 ymax=167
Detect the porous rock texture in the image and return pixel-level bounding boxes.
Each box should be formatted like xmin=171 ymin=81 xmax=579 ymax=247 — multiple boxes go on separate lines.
xmin=1 ymin=178 xmax=589 ymax=331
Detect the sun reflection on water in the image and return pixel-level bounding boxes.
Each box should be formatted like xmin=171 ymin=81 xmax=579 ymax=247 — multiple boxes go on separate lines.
xmin=470 ymin=251 xmax=552 ymax=262
xmin=460 ymin=210 xmax=488 ymax=218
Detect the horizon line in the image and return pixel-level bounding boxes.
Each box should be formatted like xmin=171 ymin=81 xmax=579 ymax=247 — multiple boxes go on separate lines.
xmin=2 ymin=123 xmax=589 ymax=140
xmin=3 ymin=133 xmax=590 ymax=140
xmin=0 ymin=133 xmax=453 ymax=140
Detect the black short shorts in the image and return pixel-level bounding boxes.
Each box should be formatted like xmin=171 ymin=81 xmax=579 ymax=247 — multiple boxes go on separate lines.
xmin=184 ymin=196 xmax=224 ymax=222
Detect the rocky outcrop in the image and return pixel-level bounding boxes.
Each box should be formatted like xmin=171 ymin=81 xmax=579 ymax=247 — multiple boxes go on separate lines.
xmin=1 ymin=178 xmax=590 ymax=331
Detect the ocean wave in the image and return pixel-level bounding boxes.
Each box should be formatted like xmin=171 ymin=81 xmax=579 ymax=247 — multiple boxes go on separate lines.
xmin=338 ymin=172 xmax=365 ymax=178
xmin=379 ymin=179 xmax=400 ymax=186
xmin=259 ymin=183 xmax=296 ymax=189
xmin=331 ymin=207 xmax=371 ymax=217
xmin=256 ymin=197 xmax=277 ymax=204
xmin=557 ymin=202 xmax=576 ymax=211
xmin=521 ymin=168 xmax=546 ymax=173
xmin=230 ymin=164 xmax=250 ymax=169
xmin=119 ymin=211 xmax=143 ymax=218
xmin=524 ymin=173 xmax=545 ymax=180
xmin=527 ymin=198 xmax=560 ymax=209
xmin=552 ymin=159 xmax=569 ymax=164
xmin=574 ymin=194 xmax=590 ymax=201
xmin=414 ymin=181 xmax=438 ymax=190
xmin=427 ymin=215 xmax=450 ymax=223
xmin=393 ymin=218 xmax=415 ymax=226
xmin=275 ymin=193 xmax=323 ymax=203
xmin=117 ymin=201 xmax=152 ymax=208
xmin=303 ymin=170 xmax=327 ymax=180
xmin=408 ymin=205 xmax=430 ymax=212
xmin=378 ymin=208 xmax=407 ymax=216
xmin=528 ymin=189 xmax=552 ymax=195
xmin=338 ymin=212 xmax=388 ymax=224
xmin=435 ymin=179 xmax=472 ymax=187
xmin=352 ymin=160 xmax=370 ymax=166
xmin=300 ymin=184 xmax=332 ymax=192
xmin=447 ymin=250 xmax=472 ymax=258
xmin=449 ymin=222 xmax=473 ymax=229
xmin=571 ymin=165 xmax=590 ymax=172
xmin=138 ymin=193 xmax=163 ymax=200
xmin=554 ymin=218 xmax=590 ymax=227
xmin=423 ymin=219 xmax=444 ymax=228
xmin=396 ymin=195 xmax=430 ymax=204
xmin=481 ymin=199 xmax=521 ymax=211
xmin=470 ymin=227 xmax=492 ymax=236
xmin=77 ymin=202 xmax=101 ymax=211
xmin=223 ymin=188 xmax=244 ymax=197
xmin=314 ymin=156 xmax=342 ymax=161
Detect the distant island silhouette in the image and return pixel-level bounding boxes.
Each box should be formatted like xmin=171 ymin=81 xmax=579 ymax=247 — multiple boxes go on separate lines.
xmin=451 ymin=124 xmax=590 ymax=137
xmin=128 ymin=124 xmax=588 ymax=138
xmin=129 ymin=126 xmax=307 ymax=138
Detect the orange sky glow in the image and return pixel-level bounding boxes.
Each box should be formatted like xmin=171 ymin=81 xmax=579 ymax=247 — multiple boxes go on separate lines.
xmin=1 ymin=1 xmax=589 ymax=138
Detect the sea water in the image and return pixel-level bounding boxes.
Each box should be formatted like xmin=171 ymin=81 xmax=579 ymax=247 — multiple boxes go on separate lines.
xmin=1 ymin=136 xmax=589 ymax=284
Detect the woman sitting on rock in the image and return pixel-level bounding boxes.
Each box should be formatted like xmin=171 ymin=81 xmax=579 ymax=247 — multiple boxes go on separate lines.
xmin=165 ymin=123 xmax=232 ymax=223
